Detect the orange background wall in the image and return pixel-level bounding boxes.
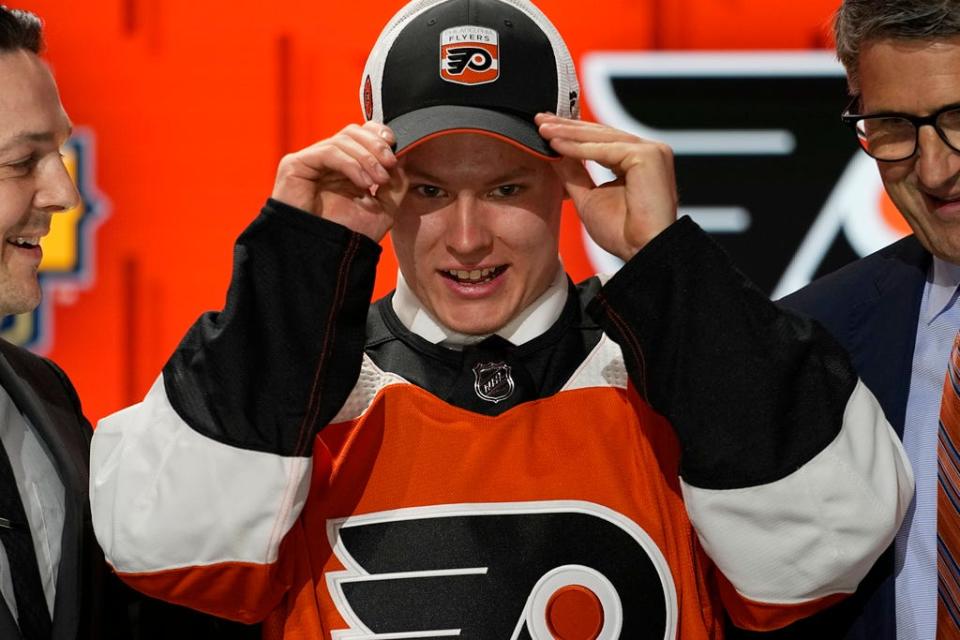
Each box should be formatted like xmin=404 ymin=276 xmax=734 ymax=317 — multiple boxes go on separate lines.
xmin=13 ymin=0 xmax=841 ymax=421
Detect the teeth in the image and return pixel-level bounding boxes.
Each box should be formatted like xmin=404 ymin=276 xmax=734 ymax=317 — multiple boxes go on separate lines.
xmin=446 ymin=267 xmax=498 ymax=283
xmin=12 ymin=237 xmax=39 ymax=247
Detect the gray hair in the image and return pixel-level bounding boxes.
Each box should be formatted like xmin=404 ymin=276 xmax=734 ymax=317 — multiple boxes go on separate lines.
xmin=836 ymin=0 xmax=960 ymax=91
xmin=0 ymin=5 xmax=42 ymax=54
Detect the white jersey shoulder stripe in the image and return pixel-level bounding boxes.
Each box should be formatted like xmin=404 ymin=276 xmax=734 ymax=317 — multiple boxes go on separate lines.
xmin=681 ymin=379 xmax=914 ymax=603
xmin=90 ymin=375 xmax=312 ymax=573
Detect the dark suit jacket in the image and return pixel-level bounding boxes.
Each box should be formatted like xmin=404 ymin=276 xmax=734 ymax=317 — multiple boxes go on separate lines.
xmin=0 ymin=339 xmax=261 ymax=640
xmin=727 ymin=235 xmax=929 ymax=640
xmin=0 ymin=338 xmax=108 ymax=640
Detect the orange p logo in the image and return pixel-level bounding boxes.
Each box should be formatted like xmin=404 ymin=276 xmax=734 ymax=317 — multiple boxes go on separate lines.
xmin=440 ymin=26 xmax=500 ymax=85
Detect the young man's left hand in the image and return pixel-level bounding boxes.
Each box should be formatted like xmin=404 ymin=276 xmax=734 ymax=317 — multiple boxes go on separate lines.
xmin=536 ymin=113 xmax=678 ymax=262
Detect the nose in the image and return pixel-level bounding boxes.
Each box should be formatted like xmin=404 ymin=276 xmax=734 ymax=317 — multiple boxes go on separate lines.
xmin=33 ymin=153 xmax=81 ymax=214
xmin=445 ymin=194 xmax=493 ymax=262
xmin=914 ymin=124 xmax=960 ymax=191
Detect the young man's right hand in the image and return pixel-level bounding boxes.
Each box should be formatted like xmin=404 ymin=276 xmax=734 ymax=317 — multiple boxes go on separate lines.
xmin=271 ymin=122 xmax=406 ymax=242
xmin=536 ymin=113 xmax=678 ymax=262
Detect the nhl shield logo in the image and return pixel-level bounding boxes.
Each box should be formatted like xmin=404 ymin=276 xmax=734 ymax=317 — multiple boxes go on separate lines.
xmin=440 ymin=26 xmax=499 ymax=85
xmin=473 ymin=361 xmax=514 ymax=403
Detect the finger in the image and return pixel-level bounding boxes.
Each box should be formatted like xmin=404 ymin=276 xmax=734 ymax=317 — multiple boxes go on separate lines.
xmin=288 ymin=134 xmax=390 ymax=190
xmin=548 ymin=137 xmax=672 ymax=177
xmin=335 ymin=134 xmax=394 ymax=185
xmin=539 ymin=119 xmax=643 ymax=146
xmin=271 ymin=145 xmax=369 ymax=211
xmin=374 ymin=164 xmax=410 ymax=211
xmin=361 ymin=121 xmax=397 ymax=147
xmin=546 ymin=138 xmax=626 ymax=170
xmin=535 ymin=112 xmax=583 ymax=126
xmin=314 ymin=144 xmax=377 ymax=190
xmin=345 ymin=123 xmax=399 ymax=169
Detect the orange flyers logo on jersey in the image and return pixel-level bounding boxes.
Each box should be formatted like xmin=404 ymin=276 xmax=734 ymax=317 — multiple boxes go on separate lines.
xmin=305 ymin=383 xmax=717 ymax=638
xmin=440 ymin=26 xmax=499 ymax=85
xmin=326 ymin=501 xmax=677 ymax=639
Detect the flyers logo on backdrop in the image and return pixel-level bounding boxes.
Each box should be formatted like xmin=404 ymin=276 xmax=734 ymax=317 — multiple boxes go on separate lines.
xmin=580 ymin=52 xmax=909 ymax=298
xmin=326 ymin=501 xmax=678 ymax=639
xmin=441 ymin=26 xmax=500 ymax=85
xmin=0 ymin=129 xmax=108 ymax=352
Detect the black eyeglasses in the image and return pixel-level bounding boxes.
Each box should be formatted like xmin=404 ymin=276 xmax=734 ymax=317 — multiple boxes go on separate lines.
xmin=841 ymin=96 xmax=960 ymax=162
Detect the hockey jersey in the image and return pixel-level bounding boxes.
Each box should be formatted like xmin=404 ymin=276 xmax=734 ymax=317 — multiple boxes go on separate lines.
xmin=90 ymin=200 xmax=913 ymax=639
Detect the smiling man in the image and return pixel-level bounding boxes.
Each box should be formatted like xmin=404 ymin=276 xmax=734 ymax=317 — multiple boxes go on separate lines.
xmin=753 ymin=1 xmax=960 ymax=639
xmin=90 ymin=0 xmax=913 ymax=638
xmin=0 ymin=8 xmax=92 ymax=640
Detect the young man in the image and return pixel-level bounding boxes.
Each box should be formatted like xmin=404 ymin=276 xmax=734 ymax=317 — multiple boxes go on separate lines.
xmin=90 ymin=0 xmax=913 ymax=637
xmin=743 ymin=1 xmax=960 ymax=638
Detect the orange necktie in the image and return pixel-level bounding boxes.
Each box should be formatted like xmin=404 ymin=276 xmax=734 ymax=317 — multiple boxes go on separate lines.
xmin=939 ymin=331 xmax=960 ymax=638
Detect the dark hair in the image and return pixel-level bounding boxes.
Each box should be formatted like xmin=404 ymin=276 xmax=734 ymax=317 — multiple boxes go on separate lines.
xmin=835 ymin=0 xmax=960 ymax=91
xmin=0 ymin=5 xmax=43 ymax=54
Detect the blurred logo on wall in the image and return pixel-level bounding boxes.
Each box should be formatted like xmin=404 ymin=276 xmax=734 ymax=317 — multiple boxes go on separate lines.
xmin=581 ymin=51 xmax=910 ymax=298
xmin=1 ymin=129 xmax=109 ymax=352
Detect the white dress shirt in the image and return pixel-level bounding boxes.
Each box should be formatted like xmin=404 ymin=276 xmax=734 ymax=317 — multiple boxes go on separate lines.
xmin=0 ymin=383 xmax=64 ymax=622
xmin=896 ymin=256 xmax=960 ymax=639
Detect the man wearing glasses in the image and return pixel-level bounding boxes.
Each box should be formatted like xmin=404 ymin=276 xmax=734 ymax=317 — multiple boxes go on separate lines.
xmin=737 ymin=0 xmax=960 ymax=638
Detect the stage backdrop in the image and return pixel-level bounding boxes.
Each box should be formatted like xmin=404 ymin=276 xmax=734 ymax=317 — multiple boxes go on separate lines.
xmin=8 ymin=0 xmax=905 ymax=421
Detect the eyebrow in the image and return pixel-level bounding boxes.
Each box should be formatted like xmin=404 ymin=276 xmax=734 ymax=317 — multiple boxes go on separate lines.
xmin=0 ymin=124 xmax=74 ymax=155
xmin=859 ymin=100 xmax=960 ymax=118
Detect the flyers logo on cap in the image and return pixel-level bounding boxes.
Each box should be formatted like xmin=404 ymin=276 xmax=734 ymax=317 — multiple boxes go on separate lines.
xmin=440 ymin=26 xmax=499 ymax=85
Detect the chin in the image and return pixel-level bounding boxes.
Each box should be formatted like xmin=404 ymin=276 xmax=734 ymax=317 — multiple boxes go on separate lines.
xmin=0 ymin=285 xmax=42 ymax=317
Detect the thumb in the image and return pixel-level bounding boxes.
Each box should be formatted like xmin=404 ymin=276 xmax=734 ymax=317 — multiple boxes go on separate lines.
xmin=374 ymin=166 xmax=409 ymax=212
xmin=552 ymin=156 xmax=595 ymax=208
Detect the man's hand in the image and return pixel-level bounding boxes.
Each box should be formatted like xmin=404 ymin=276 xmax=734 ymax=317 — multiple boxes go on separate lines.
xmin=271 ymin=122 xmax=407 ymax=242
xmin=536 ymin=113 xmax=678 ymax=262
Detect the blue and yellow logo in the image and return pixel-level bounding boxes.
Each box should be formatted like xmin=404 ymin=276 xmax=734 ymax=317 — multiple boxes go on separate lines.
xmin=0 ymin=129 xmax=107 ymax=352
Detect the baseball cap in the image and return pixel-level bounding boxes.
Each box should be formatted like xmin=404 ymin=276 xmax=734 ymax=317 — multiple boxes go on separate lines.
xmin=360 ymin=0 xmax=580 ymax=159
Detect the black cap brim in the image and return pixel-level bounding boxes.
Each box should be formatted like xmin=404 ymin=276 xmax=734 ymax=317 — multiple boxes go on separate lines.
xmin=387 ymin=105 xmax=558 ymax=159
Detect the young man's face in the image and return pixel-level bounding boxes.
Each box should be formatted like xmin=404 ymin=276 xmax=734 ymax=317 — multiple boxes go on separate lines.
xmin=391 ymin=133 xmax=565 ymax=335
xmin=0 ymin=49 xmax=77 ymax=316
xmin=857 ymin=36 xmax=960 ymax=263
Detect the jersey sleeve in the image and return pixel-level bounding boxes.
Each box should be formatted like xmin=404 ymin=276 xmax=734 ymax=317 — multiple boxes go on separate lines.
xmin=90 ymin=199 xmax=381 ymax=622
xmin=586 ymin=216 xmax=914 ymax=631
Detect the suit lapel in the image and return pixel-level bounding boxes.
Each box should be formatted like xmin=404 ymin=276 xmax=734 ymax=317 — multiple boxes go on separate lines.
xmin=0 ymin=350 xmax=86 ymax=640
xmin=844 ymin=236 xmax=928 ymax=439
